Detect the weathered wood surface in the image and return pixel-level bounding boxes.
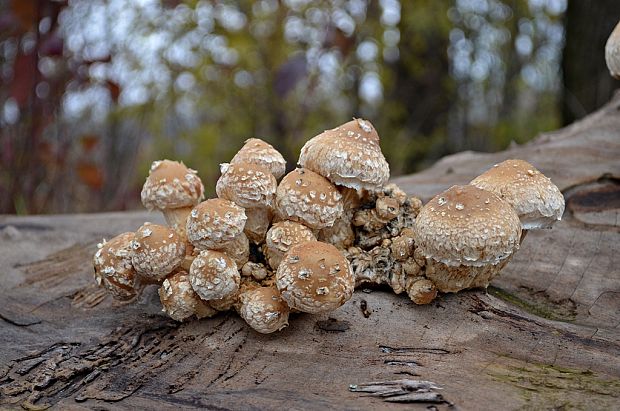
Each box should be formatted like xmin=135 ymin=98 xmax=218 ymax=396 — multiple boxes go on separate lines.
xmin=1 ymin=94 xmax=620 ymax=410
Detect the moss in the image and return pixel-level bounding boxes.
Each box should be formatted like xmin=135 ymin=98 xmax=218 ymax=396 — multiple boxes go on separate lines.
xmin=487 ymin=286 xmax=577 ymax=322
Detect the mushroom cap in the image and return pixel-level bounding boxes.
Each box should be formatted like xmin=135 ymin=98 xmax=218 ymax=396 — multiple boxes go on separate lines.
xmin=470 ymin=159 xmax=565 ymax=229
xmin=276 ymin=240 xmax=354 ymax=314
xmin=159 ymin=269 xmax=217 ymax=321
xmin=275 ymin=168 xmax=344 ymax=229
xmin=214 ymin=232 xmax=250 ymax=267
xmin=243 ymin=207 xmax=272 ymax=244
xmin=264 ymin=221 xmax=317 ymax=269
xmin=239 ymin=287 xmax=290 ymax=334
xmin=93 ymin=232 xmax=140 ymax=300
xmin=605 ymin=21 xmax=620 ymax=79
xmin=189 ymin=250 xmax=240 ymax=301
xmin=216 ymin=163 xmax=277 ymax=209
xmin=230 ymin=138 xmax=287 ymax=179
xmin=414 ymin=185 xmax=522 ymax=267
xmin=141 ymin=160 xmax=204 ymax=211
xmin=186 ymin=198 xmax=247 ymax=249
xmin=299 ymin=119 xmax=390 ymax=191
xmin=131 ymin=223 xmax=186 ymax=282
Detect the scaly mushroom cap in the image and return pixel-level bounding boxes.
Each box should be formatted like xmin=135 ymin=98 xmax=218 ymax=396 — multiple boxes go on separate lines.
xmin=606 ymin=21 xmax=620 ymax=79
xmin=216 ymin=163 xmax=277 ymax=209
xmin=131 ymin=223 xmax=186 ymax=282
xmin=239 ymin=287 xmax=290 ymax=334
xmin=470 ymin=159 xmax=565 ymax=229
xmin=276 ymin=241 xmax=354 ymax=314
xmin=189 ymin=250 xmax=240 ymax=301
xmin=299 ymin=119 xmax=390 ymax=191
xmin=93 ymin=232 xmax=140 ymax=300
xmin=215 ymin=232 xmax=250 ymax=267
xmin=186 ymin=198 xmax=247 ymax=249
xmin=230 ymin=138 xmax=287 ymax=180
xmin=264 ymin=221 xmax=316 ymax=269
xmin=414 ymin=185 xmax=521 ymax=267
xmin=275 ymin=168 xmax=343 ymax=229
xmin=141 ymin=160 xmax=204 ymax=211
xmin=159 ymin=269 xmax=217 ymax=321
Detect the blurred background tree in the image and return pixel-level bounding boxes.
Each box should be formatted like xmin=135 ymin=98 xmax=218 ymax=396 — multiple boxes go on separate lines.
xmin=0 ymin=0 xmax=619 ymax=214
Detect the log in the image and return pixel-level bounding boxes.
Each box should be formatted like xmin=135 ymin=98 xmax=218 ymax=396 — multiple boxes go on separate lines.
xmin=1 ymin=93 xmax=620 ymax=410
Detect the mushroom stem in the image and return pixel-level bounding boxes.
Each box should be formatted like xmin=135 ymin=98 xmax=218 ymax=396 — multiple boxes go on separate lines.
xmin=162 ymin=207 xmax=192 ymax=237
xmin=244 ymin=207 xmax=272 ymax=244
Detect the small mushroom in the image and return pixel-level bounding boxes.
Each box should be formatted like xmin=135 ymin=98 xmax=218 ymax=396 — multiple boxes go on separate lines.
xmin=275 ymin=168 xmax=344 ymax=229
xmin=241 ymin=261 xmax=269 ymax=281
xmin=189 ymin=250 xmax=240 ymax=301
xmin=405 ymin=277 xmax=438 ymax=305
xmin=93 ymin=232 xmax=141 ymax=300
xmin=276 ymin=240 xmax=354 ymax=314
xmin=141 ymin=160 xmax=204 ymax=236
xmin=264 ymin=221 xmax=316 ymax=270
xmin=238 ymin=286 xmax=290 ymax=334
xmin=470 ymin=159 xmax=565 ymax=230
xmin=131 ymin=223 xmax=186 ymax=283
xmin=186 ymin=198 xmax=247 ymax=250
xmin=230 ymin=138 xmax=287 ymax=180
xmin=159 ymin=269 xmax=217 ymax=321
xmin=413 ymin=185 xmax=521 ymax=293
xmin=213 ymin=232 xmax=250 ymax=267
xmin=605 ymin=20 xmax=620 ymax=79
xmin=299 ymin=118 xmax=390 ymax=191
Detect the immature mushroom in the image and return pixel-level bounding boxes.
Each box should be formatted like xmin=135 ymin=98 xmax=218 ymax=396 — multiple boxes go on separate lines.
xmin=141 ymin=160 xmax=204 ymax=236
xmin=276 ymin=241 xmax=354 ymax=314
xmin=93 ymin=232 xmax=141 ymax=300
xmin=186 ymin=198 xmax=247 ymax=250
xmin=414 ymin=185 xmax=521 ymax=293
xmin=299 ymin=118 xmax=390 ymax=191
xmin=605 ymin=20 xmax=620 ymax=79
xmin=470 ymin=159 xmax=565 ymax=230
xmin=238 ymin=286 xmax=290 ymax=334
xmin=189 ymin=250 xmax=240 ymax=301
xmin=131 ymin=223 xmax=186 ymax=283
xmin=230 ymin=138 xmax=287 ymax=180
xmin=264 ymin=221 xmax=317 ymax=270
xmin=216 ymin=162 xmax=276 ymax=243
xmin=275 ymin=168 xmax=344 ymax=229
xmin=159 ymin=269 xmax=217 ymax=321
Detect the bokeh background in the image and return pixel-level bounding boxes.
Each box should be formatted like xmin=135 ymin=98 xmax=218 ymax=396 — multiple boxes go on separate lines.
xmin=1 ymin=0 xmax=619 ymax=214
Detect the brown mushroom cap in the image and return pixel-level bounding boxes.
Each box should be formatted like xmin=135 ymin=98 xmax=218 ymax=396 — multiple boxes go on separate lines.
xmin=141 ymin=160 xmax=204 ymax=211
xmin=189 ymin=250 xmax=240 ymax=301
xmin=230 ymin=138 xmax=287 ymax=180
xmin=186 ymin=198 xmax=247 ymax=249
xmin=275 ymin=168 xmax=344 ymax=229
xmin=214 ymin=232 xmax=250 ymax=267
xmin=606 ymin=21 xmax=620 ymax=79
xmin=298 ymin=119 xmax=390 ymax=191
xmin=216 ymin=163 xmax=277 ymax=209
xmin=239 ymin=287 xmax=290 ymax=334
xmin=470 ymin=159 xmax=565 ymax=229
xmin=131 ymin=223 xmax=186 ymax=282
xmin=414 ymin=185 xmax=521 ymax=267
xmin=276 ymin=240 xmax=354 ymax=314
xmin=93 ymin=232 xmax=140 ymax=300
xmin=264 ymin=221 xmax=317 ymax=269
xmin=159 ymin=269 xmax=217 ymax=321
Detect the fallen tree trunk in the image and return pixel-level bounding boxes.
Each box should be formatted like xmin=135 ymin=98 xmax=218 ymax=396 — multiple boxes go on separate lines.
xmin=1 ymin=93 xmax=619 ymax=410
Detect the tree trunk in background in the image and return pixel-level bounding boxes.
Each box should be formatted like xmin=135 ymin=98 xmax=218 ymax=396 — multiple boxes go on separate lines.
xmin=561 ymin=0 xmax=620 ymax=125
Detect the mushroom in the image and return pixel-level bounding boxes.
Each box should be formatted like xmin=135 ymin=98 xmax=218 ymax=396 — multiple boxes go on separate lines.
xmin=189 ymin=250 xmax=240 ymax=301
xmin=186 ymin=198 xmax=247 ymax=250
xmin=275 ymin=168 xmax=344 ymax=230
xmin=264 ymin=220 xmax=317 ymax=270
xmin=241 ymin=261 xmax=269 ymax=281
xmin=159 ymin=269 xmax=217 ymax=321
xmin=413 ymin=185 xmax=522 ymax=293
xmin=405 ymin=277 xmax=438 ymax=305
xmin=230 ymin=138 xmax=287 ymax=180
xmin=605 ymin=20 xmax=620 ymax=79
xmin=93 ymin=232 xmax=141 ymax=300
xmin=216 ymin=162 xmax=276 ymax=243
xmin=238 ymin=286 xmax=290 ymax=334
xmin=299 ymin=118 xmax=390 ymax=192
xmin=470 ymin=159 xmax=565 ymax=231
xmin=141 ymin=160 xmax=204 ymax=236
xmin=276 ymin=240 xmax=354 ymax=314
xmin=131 ymin=223 xmax=186 ymax=283
xmin=214 ymin=232 xmax=250 ymax=268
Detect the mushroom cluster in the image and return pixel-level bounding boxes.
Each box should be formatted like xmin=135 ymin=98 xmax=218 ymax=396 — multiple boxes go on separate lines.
xmin=94 ymin=119 xmax=565 ymax=333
